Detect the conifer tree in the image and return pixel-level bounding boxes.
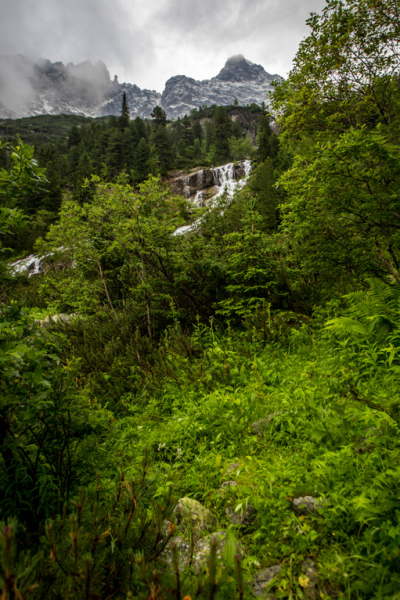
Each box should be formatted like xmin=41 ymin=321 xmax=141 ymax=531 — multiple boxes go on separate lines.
xmin=249 ymin=157 xmax=279 ymax=231
xmin=68 ymin=125 xmax=81 ymax=149
xmin=152 ymin=125 xmax=174 ymax=175
xmin=133 ymin=117 xmax=147 ymax=143
xmin=213 ymin=107 xmax=231 ymax=163
xmin=132 ymin=137 xmax=150 ymax=185
xmin=151 ymin=106 xmax=167 ymax=127
xmin=106 ymin=129 xmax=123 ymax=180
xmin=257 ymin=114 xmax=278 ymax=163
xmin=119 ymin=92 xmax=130 ymax=129
xmin=205 ymin=121 xmax=213 ymax=153
xmin=192 ymin=119 xmax=203 ymax=143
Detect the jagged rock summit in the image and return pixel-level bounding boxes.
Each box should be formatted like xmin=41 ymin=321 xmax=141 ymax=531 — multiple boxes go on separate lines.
xmin=0 ymin=54 xmax=281 ymax=121
xmin=217 ymin=54 xmax=278 ymax=82
xmin=161 ymin=54 xmax=280 ymax=119
xmin=0 ymin=54 xmax=160 ymax=120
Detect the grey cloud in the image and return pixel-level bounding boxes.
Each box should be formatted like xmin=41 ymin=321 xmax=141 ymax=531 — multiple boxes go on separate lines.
xmin=0 ymin=0 xmax=155 ymax=83
xmin=0 ymin=0 xmax=327 ymax=91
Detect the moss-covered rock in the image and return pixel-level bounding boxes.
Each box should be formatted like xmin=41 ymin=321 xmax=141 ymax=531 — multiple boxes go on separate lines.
xmin=174 ymin=497 xmax=216 ymax=535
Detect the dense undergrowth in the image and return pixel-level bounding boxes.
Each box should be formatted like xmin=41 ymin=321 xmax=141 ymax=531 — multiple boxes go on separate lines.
xmin=1 ymin=0 xmax=400 ymax=597
xmin=2 ymin=285 xmax=400 ymax=598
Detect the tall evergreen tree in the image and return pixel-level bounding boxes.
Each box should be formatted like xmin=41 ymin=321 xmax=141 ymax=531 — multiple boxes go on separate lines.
xmin=133 ymin=117 xmax=147 ymax=143
xmin=152 ymin=125 xmax=174 ymax=175
xmin=106 ymin=129 xmax=123 ymax=180
xmin=132 ymin=137 xmax=151 ymax=185
xmin=151 ymin=106 xmax=167 ymax=127
xmin=68 ymin=126 xmax=81 ymax=149
xmin=121 ymin=128 xmax=135 ymax=169
xmin=119 ymin=92 xmax=130 ymax=129
xmin=192 ymin=119 xmax=203 ymax=143
xmin=249 ymin=158 xmax=279 ymax=231
xmin=213 ymin=107 xmax=231 ymax=164
xmin=205 ymin=121 xmax=213 ymax=153
xmin=257 ymin=114 xmax=278 ymax=163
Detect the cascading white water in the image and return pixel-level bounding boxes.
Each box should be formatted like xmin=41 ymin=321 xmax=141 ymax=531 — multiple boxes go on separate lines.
xmin=211 ymin=159 xmax=252 ymax=203
xmin=10 ymin=254 xmax=45 ymax=276
xmin=174 ymin=159 xmax=252 ymax=235
xmin=9 ymin=247 xmax=66 ymax=277
xmin=183 ymin=175 xmax=191 ymax=199
xmin=194 ymin=190 xmax=204 ymax=206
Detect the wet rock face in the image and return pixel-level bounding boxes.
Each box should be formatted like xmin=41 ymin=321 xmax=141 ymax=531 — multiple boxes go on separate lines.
xmin=169 ymin=161 xmax=250 ymax=204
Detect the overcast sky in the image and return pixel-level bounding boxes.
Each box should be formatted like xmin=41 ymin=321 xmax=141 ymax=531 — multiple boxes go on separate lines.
xmin=0 ymin=0 xmax=327 ymax=91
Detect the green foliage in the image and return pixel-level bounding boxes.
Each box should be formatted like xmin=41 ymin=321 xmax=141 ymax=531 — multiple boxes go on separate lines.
xmin=248 ymin=158 xmax=279 ymax=231
xmin=272 ymin=0 xmax=400 ymax=140
xmin=152 ymin=125 xmax=174 ymax=175
xmin=213 ymin=107 xmax=231 ymax=164
xmin=216 ymin=198 xmax=276 ymax=320
xmin=0 ymin=304 xmax=113 ymax=526
xmin=280 ymin=127 xmax=400 ymax=282
xmin=0 ymin=139 xmax=48 ymax=275
xmin=4 ymin=4 xmax=400 ymax=598
xmin=151 ymin=106 xmax=167 ymax=127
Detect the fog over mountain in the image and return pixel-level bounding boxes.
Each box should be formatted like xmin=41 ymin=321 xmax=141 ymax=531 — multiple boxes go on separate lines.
xmin=0 ymin=0 xmax=326 ymax=92
xmin=0 ymin=54 xmax=281 ymax=120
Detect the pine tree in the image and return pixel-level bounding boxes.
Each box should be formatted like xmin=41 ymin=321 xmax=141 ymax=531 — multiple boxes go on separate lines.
xmin=151 ymin=106 xmax=167 ymax=127
xmin=180 ymin=117 xmax=194 ymax=151
xmin=68 ymin=126 xmax=81 ymax=149
xmin=40 ymin=161 xmax=63 ymax=214
xmin=213 ymin=107 xmax=231 ymax=164
xmin=152 ymin=126 xmax=174 ymax=175
xmin=133 ymin=117 xmax=147 ymax=144
xmin=205 ymin=121 xmax=213 ymax=153
xmin=106 ymin=129 xmax=123 ymax=180
xmin=119 ymin=92 xmax=130 ymax=129
xmin=257 ymin=114 xmax=279 ymax=163
xmin=132 ymin=137 xmax=151 ymax=185
xmin=192 ymin=120 xmax=203 ymax=143
xmin=121 ymin=127 xmax=135 ymax=168
xmin=75 ymin=152 xmax=95 ymax=204
xmin=249 ymin=158 xmax=278 ymax=231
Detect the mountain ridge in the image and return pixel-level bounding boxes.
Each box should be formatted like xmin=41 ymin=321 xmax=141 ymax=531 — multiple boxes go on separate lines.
xmin=0 ymin=54 xmax=281 ymax=121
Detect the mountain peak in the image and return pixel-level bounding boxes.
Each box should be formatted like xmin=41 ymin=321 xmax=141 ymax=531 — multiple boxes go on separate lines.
xmin=225 ymin=54 xmax=250 ymax=66
xmin=215 ymin=55 xmax=269 ymax=83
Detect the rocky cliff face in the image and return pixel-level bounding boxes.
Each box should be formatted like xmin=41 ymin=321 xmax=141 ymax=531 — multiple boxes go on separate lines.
xmin=0 ymin=54 xmax=280 ymax=121
xmin=161 ymin=55 xmax=280 ymax=119
xmin=0 ymin=55 xmax=161 ymax=120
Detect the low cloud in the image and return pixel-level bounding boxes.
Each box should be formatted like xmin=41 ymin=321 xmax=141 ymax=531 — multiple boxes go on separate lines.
xmin=0 ymin=0 xmax=326 ymax=91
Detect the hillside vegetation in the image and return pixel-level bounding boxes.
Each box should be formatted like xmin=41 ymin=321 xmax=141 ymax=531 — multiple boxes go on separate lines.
xmin=0 ymin=1 xmax=400 ymax=599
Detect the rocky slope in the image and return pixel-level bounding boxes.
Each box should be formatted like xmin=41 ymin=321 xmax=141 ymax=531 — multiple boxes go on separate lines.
xmin=161 ymin=55 xmax=280 ymax=119
xmin=0 ymin=54 xmax=280 ymax=120
xmin=0 ymin=55 xmax=161 ymax=120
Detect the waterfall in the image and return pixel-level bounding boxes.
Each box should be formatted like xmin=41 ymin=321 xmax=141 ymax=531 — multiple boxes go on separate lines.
xmin=211 ymin=159 xmax=252 ymax=203
xmin=9 ymin=254 xmax=45 ymax=276
xmin=9 ymin=247 xmax=66 ymax=277
xmin=194 ymin=190 xmax=204 ymax=206
xmin=183 ymin=175 xmax=191 ymax=199
xmin=174 ymin=159 xmax=252 ymax=235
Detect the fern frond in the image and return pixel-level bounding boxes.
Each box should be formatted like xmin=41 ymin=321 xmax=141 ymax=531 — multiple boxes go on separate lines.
xmin=325 ymin=317 xmax=370 ymax=336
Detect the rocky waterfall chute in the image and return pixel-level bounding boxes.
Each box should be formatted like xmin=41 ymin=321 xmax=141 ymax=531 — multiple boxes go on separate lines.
xmin=173 ymin=159 xmax=252 ymax=236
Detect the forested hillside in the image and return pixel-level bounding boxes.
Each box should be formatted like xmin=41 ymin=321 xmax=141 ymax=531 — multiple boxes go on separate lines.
xmin=0 ymin=1 xmax=400 ymax=599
